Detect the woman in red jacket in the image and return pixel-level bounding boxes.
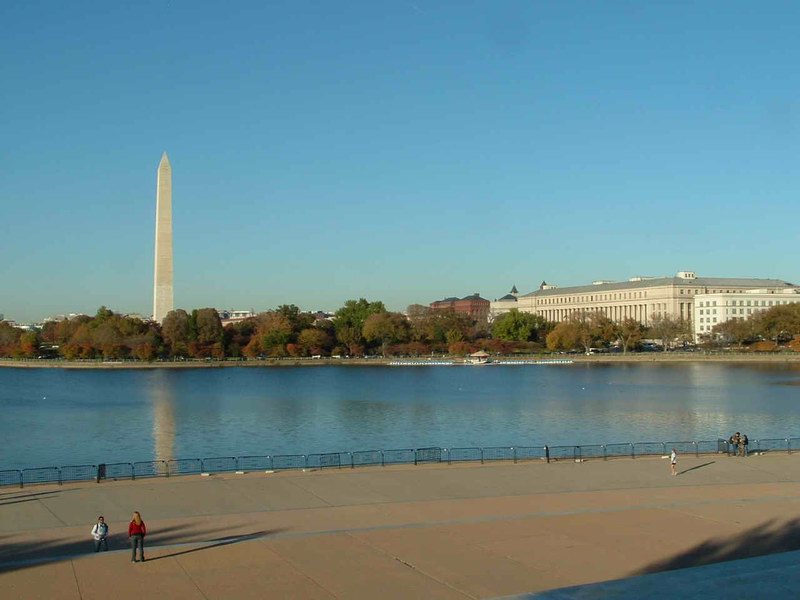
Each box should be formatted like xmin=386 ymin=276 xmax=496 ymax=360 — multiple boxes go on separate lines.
xmin=128 ymin=511 xmax=146 ymax=562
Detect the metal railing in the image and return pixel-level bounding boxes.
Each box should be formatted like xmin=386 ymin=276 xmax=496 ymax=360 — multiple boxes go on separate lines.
xmin=1 ymin=436 xmax=796 ymax=488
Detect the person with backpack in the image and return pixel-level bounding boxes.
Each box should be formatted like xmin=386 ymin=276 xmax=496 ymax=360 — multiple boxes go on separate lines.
xmin=91 ymin=516 xmax=109 ymax=552
xmin=128 ymin=511 xmax=146 ymax=562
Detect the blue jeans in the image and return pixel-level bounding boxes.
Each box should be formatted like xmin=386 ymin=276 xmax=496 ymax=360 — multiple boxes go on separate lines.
xmin=130 ymin=535 xmax=144 ymax=561
xmin=94 ymin=538 xmax=108 ymax=552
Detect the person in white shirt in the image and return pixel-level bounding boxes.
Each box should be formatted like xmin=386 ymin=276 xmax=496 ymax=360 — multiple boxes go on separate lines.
xmin=670 ymin=449 xmax=677 ymax=476
xmin=91 ymin=516 xmax=109 ymax=552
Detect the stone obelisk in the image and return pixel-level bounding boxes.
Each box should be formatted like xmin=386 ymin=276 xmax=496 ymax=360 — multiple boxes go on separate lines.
xmin=153 ymin=152 xmax=174 ymax=323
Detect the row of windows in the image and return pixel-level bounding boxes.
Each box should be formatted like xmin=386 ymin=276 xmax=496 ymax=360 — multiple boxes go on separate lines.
xmin=682 ymin=289 xmax=735 ymax=295
xmin=699 ymin=299 xmax=791 ymax=308
xmin=698 ymin=317 xmax=718 ymax=324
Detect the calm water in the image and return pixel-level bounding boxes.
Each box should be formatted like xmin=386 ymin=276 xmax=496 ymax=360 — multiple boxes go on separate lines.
xmin=1 ymin=363 xmax=799 ymax=470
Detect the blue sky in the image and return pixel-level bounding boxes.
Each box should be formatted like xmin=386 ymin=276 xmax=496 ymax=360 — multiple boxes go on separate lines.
xmin=1 ymin=1 xmax=799 ymax=322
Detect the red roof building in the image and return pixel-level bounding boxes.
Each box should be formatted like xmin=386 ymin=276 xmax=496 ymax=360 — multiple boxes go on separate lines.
xmin=430 ymin=293 xmax=490 ymax=322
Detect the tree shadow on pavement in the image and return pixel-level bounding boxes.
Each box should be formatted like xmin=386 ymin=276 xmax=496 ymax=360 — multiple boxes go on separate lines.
xmin=0 ymin=522 xmax=261 ymax=573
xmin=633 ymin=517 xmax=800 ymax=576
xmin=146 ymin=529 xmax=288 ymax=561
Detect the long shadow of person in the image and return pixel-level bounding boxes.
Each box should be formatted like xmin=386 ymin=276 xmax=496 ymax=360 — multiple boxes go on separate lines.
xmin=146 ymin=529 xmax=287 ymax=561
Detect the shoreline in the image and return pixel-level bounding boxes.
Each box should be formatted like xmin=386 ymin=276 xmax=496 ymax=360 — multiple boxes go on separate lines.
xmin=2 ymin=353 xmax=800 ymax=369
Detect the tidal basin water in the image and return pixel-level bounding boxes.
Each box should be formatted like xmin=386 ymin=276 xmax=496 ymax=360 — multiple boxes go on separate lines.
xmin=2 ymin=363 xmax=800 ymax=470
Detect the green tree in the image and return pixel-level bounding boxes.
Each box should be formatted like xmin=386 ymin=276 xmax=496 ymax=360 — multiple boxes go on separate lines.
xmin=712 ymin=317 xmax=759 ymax=347
xmin=491 ymin=309 xmax=549 ymax=342
xmin=363 ymin=312 xmax=410 ymax=356
xmin=255 ymin=311 xmax=293 ymax=356
xmin=617 ymin=317 xmax=644 ymax=353
xmin=191 ymin=308 xmax=224 ymax=357
xmin=18 ymin=331 xmax=39 ymax=358
xmin=161 ymin=309 xmax=192 ymax=357
xmin=277 ymin=304 xmax=315 ymax=333
xmin=755 ymin=303 xmax=800 ymax=342
xmin=0 ymin=321 xmax=22 ymax=357
xmin=297 ymin=327 xmax=333 ymax=356
xmin=334 ymin=299 xmax=386 ymax=355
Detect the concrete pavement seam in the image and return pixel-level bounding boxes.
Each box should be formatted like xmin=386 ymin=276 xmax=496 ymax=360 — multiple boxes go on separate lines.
xmin=174 ymin=555 xmax=211 ymax=600
xmin=342 ymin=531 xmax=477 ymax=599
xmin=69 ymin=560 xmax=84 ymax=600
xmin=253 ymin=536 xmax=341 ymax=599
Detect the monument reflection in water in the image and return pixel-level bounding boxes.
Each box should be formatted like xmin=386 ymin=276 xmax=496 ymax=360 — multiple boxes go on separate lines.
xmin=147 ymin=370 xmax=176 ymax=463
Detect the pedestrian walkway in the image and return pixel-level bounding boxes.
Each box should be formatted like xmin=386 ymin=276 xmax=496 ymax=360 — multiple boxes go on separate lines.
xmin=3 ymin=453 xmax=800 ymax=599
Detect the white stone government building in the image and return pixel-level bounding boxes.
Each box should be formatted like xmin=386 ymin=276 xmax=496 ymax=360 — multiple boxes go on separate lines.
xmin=694 ymin=288 xmax=800 ymax=340
xmin=491 ymin=271 xmax=797 ymax=336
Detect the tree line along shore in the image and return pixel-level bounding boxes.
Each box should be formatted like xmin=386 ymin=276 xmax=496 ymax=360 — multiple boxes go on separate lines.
xmin=1 ymin=299 xmax=799 ymax=362
xmin=2 ymin=353 xmax=800 ymax=370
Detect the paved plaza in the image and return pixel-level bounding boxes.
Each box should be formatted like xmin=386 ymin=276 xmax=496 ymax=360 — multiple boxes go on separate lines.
xmin=3 ymin=453 xmax=800 ymax=599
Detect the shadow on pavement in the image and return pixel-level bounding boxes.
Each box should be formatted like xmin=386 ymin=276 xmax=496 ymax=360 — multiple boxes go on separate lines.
xmin=0 ymin=522 xmax=269 ymax=573
xmin=0 ymin=490 xmax=63 ymax=506
xmin=147 ymin=529 xmax=287 ymax=561
xmin=633 ymin=517 xmax=800 ymax=575
xmin=679 ymin=461 xmax=715 ymax=475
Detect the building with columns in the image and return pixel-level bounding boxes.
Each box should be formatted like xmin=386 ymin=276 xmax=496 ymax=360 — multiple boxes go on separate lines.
xmin=491 ymin=271 xmax=796 ymax=327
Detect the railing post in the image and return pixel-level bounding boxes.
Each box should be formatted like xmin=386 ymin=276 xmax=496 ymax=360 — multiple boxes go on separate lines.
xmin=790 ymin=440 xmax=793 ymax=455
xmin=630 ymin=443 xmax=635 ymax=459
xmin=303 ymin=455 xmax=308 ymax=469
xmin=480 ymin=448 xmax=484 ymax=464
xmin=414 ymin=449 xmax=418 ymax=466
xmin=545 ymin=445 xmax=550 ymax=464
xmin=787 ymin=439 xmax=791 ymax=454
xmin=18 ymin=470 xmax=23 ymax=489
xmin=350 ymin=452 xmax=354 ymax=468
xmin=694 ymin=441 xmax=698 ymax=458
xmin=268 ymin=455 xmax=273 ymax=470
xmin=380 ymin=450 xmax=385 ymax=467
xmin=661 ymin=442 xmax=666 ymax=456
xmin=58 ymin=468 xmax=62 ymax=486
xmin=602 ymin=445 xmax=607 ymax=461
xmin=446 ymin=448 xmax=451 ymax=465
xmin=513 ymin=447 xmax=517 ymax=464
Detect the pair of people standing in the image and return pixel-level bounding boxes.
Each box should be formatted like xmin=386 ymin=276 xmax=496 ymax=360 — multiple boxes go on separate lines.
xmin=729 ymin=432 xmax=749 ymax=457
xmin=90 ymin=511 xmax=146 ymax=562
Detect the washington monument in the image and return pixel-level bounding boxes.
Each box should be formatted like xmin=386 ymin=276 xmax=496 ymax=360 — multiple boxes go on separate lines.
xmin=153 ymin=152 xmax=173 ymax=323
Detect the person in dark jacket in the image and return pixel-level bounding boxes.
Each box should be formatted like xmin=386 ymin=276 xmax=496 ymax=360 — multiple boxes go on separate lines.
xmin=128 ymin=511 xmax=146 ymax=562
